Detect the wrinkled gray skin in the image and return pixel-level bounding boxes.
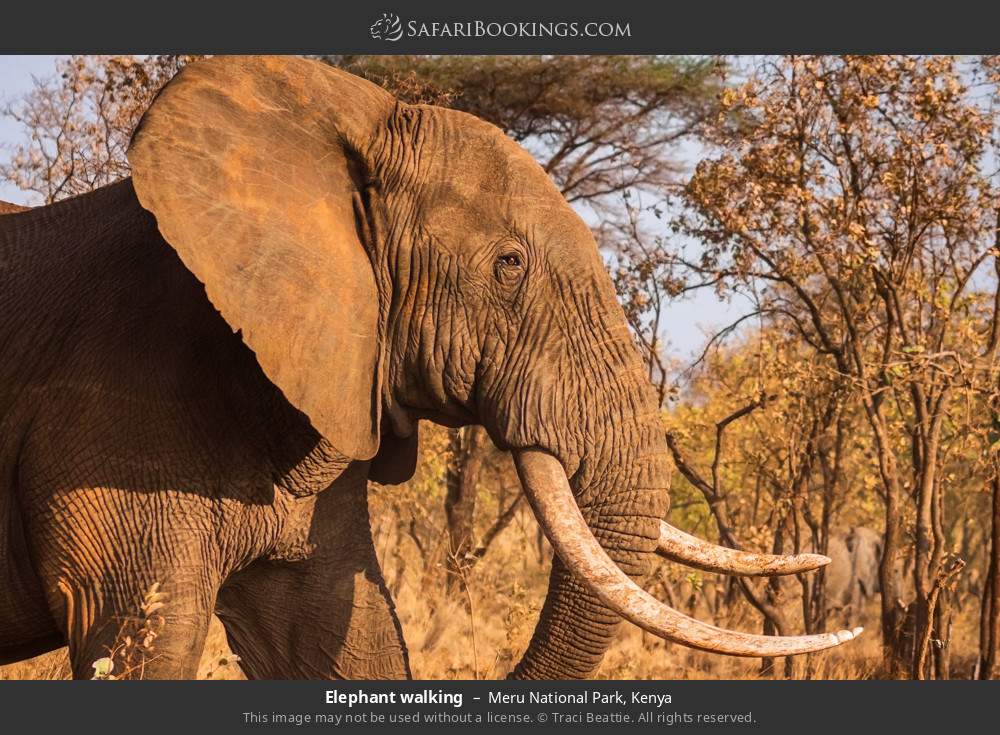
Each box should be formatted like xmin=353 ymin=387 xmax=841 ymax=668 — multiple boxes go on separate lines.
xmin=824 ymin=528 xmax=884 ymax=618
xmin=0 ymin=56 xmax=668 ymax=679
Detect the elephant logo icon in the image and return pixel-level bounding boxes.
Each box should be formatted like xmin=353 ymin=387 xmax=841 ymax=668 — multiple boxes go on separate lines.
xmin=370 ymin=13 xmax=403 ymax=42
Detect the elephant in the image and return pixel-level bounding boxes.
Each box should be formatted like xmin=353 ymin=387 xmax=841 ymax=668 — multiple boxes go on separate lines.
xmin=0 ymin=201 xmax=29 ymax=215
xmin=0 ymin=56 xmax=862 ymax=680
xmin=823 ymin=527 xmax=883 ymax=618
xmin=819 ymin=526 xmax=911 ymax=623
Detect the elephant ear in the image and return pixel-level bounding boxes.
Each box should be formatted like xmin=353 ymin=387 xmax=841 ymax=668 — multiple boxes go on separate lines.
xmin=128 ymin=56 xmax=395 ymax=461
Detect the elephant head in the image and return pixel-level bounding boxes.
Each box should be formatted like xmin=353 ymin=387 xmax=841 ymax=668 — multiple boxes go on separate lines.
xmin=126 ymin=56 xmax=860 ymax=678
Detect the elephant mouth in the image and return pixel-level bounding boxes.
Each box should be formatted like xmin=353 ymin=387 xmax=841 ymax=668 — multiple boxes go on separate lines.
xmin=514 ymin=449 xmax=863 ymax=657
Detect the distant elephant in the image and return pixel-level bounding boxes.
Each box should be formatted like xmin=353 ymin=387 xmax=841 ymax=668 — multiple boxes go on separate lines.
xmin=823 ymin=527 xmax=884 ymax=617
xmin=812 ymin=526 xmax=912 ymax=624
xmin=0 ymin=56 xmax=859 ymax=680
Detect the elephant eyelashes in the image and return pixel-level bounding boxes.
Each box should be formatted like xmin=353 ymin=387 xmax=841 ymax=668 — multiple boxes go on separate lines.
xmin=494 ymin=251 xmax=525 ymax=288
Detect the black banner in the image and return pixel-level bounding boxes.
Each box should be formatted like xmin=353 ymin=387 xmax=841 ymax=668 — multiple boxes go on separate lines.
xmin=0 ymin=680 xmax=993 ymax=733
xmin=1 ymin=0 xmax=1000 ymax=53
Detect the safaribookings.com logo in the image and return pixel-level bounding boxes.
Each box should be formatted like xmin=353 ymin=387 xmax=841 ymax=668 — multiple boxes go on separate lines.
xmin=369 ymin=13 xmax=631 ymax=41
xmin=370 ymin=13 xmax=404 ymax=41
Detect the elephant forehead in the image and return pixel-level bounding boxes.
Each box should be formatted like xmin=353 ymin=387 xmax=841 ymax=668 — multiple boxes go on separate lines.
xmin=419 ymin=193 xmax=592 ymax=261
xmin=418 ymin=114 xmax=551 ymax=194
xmin=406 ymin=115 xmax=603 ymax=264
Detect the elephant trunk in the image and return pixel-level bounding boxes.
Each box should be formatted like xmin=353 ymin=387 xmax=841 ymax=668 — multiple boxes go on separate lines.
xmin=510 ymin=412 xmax=669 ymax=679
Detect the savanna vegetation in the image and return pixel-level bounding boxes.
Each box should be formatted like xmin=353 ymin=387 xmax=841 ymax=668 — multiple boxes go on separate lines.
xmin=1 ymin=54 xmax=998 ymax=680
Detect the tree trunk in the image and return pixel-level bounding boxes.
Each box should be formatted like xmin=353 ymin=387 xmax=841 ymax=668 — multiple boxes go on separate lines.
xmin=444 ymin=426 xmax=490 ymax=596
xmin=760 ymin=516 xmax=789 ymax=678
xmin=933 ymin=600 xmax=952 ymax=679
xmin=864 ymin=411 xmax=910 ymax=677
xmin=980 ymin=473 xmax=1000 ymax=679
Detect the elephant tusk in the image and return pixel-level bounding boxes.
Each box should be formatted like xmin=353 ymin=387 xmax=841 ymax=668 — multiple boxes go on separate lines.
xmin=656 ymin=521 xmax=832 ymax=577
xmin=513 ymin=449 xmax=862 ymax=658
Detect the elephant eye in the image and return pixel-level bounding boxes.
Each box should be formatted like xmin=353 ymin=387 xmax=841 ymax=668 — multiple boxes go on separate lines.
xmin=494 ymin=247 xmax=526 ymax=290
xmin=497 ymin=252 xmax=522 ymax=268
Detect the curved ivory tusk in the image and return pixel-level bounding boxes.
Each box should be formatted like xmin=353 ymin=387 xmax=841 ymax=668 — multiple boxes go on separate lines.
xmin=657 ymin=521 xmax=832 ymax=577
xmin=514 ymin=449 xmax=862 ymax=657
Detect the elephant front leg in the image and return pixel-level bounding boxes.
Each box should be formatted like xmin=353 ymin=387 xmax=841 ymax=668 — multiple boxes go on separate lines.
xmin=41 ymin=552 xmax=219 ymax=680
xmin=63 ymin=577 xmax=215 ymax=680
xmin=216 ymin=468 xmax=410 ymax=680
xmin=28 ymin=498 xmax=222 ymax=679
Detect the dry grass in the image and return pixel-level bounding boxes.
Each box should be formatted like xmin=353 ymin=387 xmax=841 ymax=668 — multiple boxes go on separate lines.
xmin=0 ymin=604 xmax=244 ymax=681
xmin=1 ymin=495 xmax=985 ymax=680
xmin=0 ymin=647 xmax=71 ymax=680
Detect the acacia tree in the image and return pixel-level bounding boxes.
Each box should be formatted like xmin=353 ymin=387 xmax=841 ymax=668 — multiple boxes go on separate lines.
xmin=0 ymin=55 xmax=194 ymax=203
xmin=681 ymin=55 xmax=1000 ymax=678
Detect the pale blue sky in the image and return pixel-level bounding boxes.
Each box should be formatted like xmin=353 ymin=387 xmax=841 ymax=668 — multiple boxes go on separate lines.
xmin=0 ymin=55 xmax=60 ymax=204
xmin=0 ymin=54 xmax=741 ymax=361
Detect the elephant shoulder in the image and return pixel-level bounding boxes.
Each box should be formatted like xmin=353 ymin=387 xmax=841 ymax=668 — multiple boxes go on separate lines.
xmin=0 ymin=180 xmax=150 ymax=278
xmin=0 ymin=201 xmax=30 ymax=215
xmin=3 ymin=180 xmax=344 ymax=501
